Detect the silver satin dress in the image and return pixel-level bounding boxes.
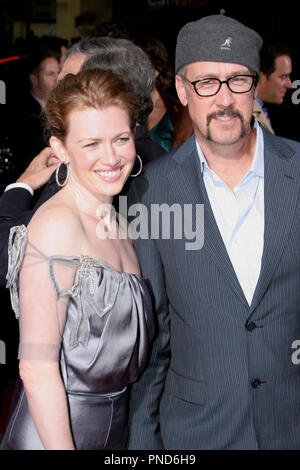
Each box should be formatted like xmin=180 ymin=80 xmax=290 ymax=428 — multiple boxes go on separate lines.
xmin=0 ymin=225 xmax=155 ymax=450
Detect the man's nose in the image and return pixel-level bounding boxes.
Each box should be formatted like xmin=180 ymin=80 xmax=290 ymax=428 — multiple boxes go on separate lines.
xmin=214 ymin=82 xmax=236 ymax=107
xmin=285 ymin=76 xmax=292 ymax=89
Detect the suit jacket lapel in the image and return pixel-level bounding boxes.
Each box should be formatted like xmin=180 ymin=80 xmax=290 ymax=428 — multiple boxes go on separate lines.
xmin=167 ymin=131 xmax=300 ymax=313
xmin=250 ymin=129 xmax=300 ymax=314
xmin=167 ymin=137 xmax=249 ymax=307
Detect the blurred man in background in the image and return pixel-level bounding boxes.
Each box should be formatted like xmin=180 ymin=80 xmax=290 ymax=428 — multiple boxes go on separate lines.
xmin=254 ymin=39 xmax=292 ymax=133
xmin=15 ymin=49 xmax=60 ymax=173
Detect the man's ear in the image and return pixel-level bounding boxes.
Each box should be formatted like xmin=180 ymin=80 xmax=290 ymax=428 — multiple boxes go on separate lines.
xmin=175 ymin=75 xmax=188 ymax=106
xmin=49 ymin=136 xmax=69 ymax=164
xmin=259 ymin=71 xmax=267 ymax=84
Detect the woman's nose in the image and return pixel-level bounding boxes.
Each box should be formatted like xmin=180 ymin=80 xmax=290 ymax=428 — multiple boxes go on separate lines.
xmin=100 ymin=145 xmax=120 ymax=167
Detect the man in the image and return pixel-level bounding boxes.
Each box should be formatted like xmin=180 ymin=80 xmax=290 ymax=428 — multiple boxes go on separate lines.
xmin=28 ymin=49 xmax=60 ymax=108
xmin=127 ymin=15 xmax=300 ymax=449
xmin=16 ymin=49 xmax=60 ymax=170
xmin=0 ymin=37 xmax=164 ymax=285
xmin=254 ymin=39 xmax=292 ymax=132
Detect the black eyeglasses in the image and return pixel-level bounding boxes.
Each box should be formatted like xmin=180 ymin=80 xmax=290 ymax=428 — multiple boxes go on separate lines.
xmin=183 ymin=74 xmax=258 ymax=97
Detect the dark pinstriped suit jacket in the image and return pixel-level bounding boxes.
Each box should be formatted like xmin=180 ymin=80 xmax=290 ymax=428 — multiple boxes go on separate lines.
xmin=127 ymin=126 xmax=300 ymax=449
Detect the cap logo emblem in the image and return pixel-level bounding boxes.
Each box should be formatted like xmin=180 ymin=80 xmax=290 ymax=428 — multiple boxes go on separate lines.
xmin=221 ymin=37 xmax=232 ymax=50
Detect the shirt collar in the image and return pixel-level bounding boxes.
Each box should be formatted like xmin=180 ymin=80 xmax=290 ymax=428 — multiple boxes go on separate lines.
xmin=196 ymin=118 xmax=264 ymax=179
xmin=30 ymin=92 xmax=45 ymax=109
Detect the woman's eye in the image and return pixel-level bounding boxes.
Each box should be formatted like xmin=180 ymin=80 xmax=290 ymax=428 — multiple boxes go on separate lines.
xmin=84 ymin=142 xmax=97 ymax=148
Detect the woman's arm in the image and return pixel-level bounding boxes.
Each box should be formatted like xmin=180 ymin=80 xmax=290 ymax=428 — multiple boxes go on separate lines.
xmin=17 ymin=207 xmax=82 ymax=450
xmin=20 ymin=360 xmax=75 ymax=450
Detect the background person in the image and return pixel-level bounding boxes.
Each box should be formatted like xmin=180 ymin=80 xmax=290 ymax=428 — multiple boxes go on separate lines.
xmin=257 ymin=39 xmax=292 ymax=106
xmin=136 ymin=36 xmax=193 ymax=151
xmin=254 ymin=39 xmax=292 ymax=134
xmin=15 ymin=48 xmax=60 ymax=172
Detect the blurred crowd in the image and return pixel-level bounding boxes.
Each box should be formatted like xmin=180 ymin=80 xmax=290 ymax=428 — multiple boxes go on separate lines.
xmin=0 ymin=25 xmax=195 ymax=192
xmin=0 ymin=22 xmax=299 ymax=194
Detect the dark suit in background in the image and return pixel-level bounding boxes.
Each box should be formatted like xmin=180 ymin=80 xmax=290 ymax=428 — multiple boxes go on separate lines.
xmin=17 ymin=94 xmax=46 ymax=171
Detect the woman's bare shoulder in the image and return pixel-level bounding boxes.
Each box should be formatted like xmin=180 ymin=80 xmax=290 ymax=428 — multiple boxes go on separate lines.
xmin=27 ymin=203 xmax=83 ymax=257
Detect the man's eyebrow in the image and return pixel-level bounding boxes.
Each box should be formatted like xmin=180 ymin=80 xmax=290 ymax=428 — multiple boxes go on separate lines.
xmin=191 ymin=70 xmax=253 ymax=80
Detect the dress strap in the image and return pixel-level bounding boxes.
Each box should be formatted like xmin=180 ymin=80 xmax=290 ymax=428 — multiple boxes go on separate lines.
xmin=5 ymin=225 xmax=120 ymax=350
xmin=6 ymin=225 xmax=28 ymax=318
xmin=64 ymin=255 xmax=96 ymax=349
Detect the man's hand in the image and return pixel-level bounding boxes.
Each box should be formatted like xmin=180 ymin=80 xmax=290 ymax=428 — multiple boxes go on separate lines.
xmin=16 ymin=147 xmax=59 ymax=191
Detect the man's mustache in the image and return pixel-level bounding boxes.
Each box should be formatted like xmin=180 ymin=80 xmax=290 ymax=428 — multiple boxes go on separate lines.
xmin=207 ymin=109 xmax=244 ymax=126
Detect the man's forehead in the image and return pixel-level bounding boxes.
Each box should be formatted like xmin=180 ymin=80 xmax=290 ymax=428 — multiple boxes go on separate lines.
xmin=185 ymin=61 xmax=251 ymax=76
xmin=40 ymin=57 xmax=60 ymax=70
xmin=274 ymin=55 xmax=292 ymax=71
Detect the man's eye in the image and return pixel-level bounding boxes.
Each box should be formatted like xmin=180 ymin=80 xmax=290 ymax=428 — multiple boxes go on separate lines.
xmin=231 ymin=76 xmax=246 ymax=83
xmin=199 ymin=79 xmax=217 ymax=87
xmin=117 ymin=137 xmax=130 ymax=143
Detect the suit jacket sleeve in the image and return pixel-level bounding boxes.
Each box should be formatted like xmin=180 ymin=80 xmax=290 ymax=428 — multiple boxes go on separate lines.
xmin=0 ymin=188 xmax=33 ymax=286
xmin=0 ymin=174 xmax=60 ymax=286
xmin=126 ymin=179 xmax=171 ymax=450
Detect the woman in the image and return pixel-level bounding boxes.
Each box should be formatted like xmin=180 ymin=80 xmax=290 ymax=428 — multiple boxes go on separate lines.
xmin=0 ymin=69 xmax=154 ymax=450
xmin=136 ymin=36 xmax=193 ymax=152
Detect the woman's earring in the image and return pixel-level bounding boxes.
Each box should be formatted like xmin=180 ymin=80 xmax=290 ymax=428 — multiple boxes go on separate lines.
xmin=55 ymin=162 xmax=69 ymax=187
xmin=130 ymin=154 xmax=143 ymax=178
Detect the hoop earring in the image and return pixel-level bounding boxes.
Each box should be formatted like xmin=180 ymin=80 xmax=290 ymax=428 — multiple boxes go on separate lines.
xmin=130 ymin=154 xmax=143 ymax=178
xmin=55 ymin=162 xmax=69 ymax=187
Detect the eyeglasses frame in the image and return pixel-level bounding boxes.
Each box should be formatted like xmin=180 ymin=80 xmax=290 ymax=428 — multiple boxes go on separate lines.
xmin=182 ymin=74 xmax=258 ymax=97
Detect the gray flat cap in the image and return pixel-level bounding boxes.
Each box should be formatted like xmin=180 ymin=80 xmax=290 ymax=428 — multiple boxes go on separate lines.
xmin=175 ymin=15 xmax=263 ymax=75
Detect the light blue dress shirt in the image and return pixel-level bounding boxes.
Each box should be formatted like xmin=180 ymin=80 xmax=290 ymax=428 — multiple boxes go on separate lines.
xmin=196 ymin=122 xmax=264 ymax=305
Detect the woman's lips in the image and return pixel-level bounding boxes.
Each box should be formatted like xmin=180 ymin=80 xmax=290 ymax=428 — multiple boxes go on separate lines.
xmin=94 ymin=166 xmax=123 ymax=182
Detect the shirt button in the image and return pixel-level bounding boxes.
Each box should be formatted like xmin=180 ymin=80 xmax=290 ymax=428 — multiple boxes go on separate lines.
xmin=246 ymin=321 xmax=257 ymax=332
xmin=251 ymin=379 xmax=264 ymax=389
